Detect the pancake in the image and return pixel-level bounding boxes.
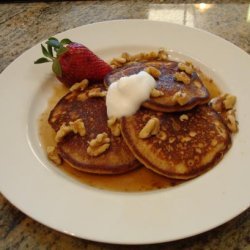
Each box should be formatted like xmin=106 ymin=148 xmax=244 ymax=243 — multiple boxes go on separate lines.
xmin=121 ymin=105 xmax=231 ymax=179
xmin=105 ymin=61 xmax=210 ymax=112
xmin=48 ymin=85 xmax=140 ymax=174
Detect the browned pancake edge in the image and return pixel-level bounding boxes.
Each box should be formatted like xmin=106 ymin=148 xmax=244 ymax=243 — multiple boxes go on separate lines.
xmin=121 ymin=105 xmax=231 ymax=179
xmin=105 ymin=61 xmax=210 ymax=112
xmin=49 ymin=85 xmax=140 ymax=175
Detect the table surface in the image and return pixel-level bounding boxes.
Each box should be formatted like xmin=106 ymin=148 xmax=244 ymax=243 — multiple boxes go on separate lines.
xmin=0 ymin=1 xmax=249 ymax=249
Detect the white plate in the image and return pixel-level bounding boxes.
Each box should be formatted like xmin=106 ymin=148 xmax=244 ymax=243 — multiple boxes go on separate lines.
xmin=0 ymin=20 xmax=249 ymax=244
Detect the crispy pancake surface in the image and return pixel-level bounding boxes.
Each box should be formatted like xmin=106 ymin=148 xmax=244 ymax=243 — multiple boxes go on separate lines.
xmin=121 ymin=105 xmax=231 ymax=179
xmin=105 ymin=61 xmax=210 ymax=112
xmin=49 ymin=85 xmax=139 ymax=174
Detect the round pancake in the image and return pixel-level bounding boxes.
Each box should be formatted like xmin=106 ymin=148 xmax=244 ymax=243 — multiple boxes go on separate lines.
xmin=121 ymin=105 xmax=231 ymax=179
xmin=49 ymin=85 xmax=140 ymax=174
xmin=105 ymin=61 xmax=210 ymax=112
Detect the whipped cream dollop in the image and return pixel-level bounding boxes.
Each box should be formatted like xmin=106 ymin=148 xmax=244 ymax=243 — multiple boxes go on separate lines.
xmin=106 ymin=71 xmax=156 ymax=118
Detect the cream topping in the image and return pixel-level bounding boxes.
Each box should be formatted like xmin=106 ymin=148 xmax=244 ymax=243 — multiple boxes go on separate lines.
xmin=106 ymin=71 xmax=156 ymax=118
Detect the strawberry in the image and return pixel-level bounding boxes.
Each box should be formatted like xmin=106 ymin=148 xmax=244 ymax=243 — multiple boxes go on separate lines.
xmin=35 ymin=37 xmax=112 ymax=87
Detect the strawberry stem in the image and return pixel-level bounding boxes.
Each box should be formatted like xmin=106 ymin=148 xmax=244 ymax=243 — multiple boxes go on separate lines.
xmin=34 ymin=37 xmax=72 ymax=64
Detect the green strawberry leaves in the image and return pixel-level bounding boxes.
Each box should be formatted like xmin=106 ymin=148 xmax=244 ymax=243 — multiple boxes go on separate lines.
xmin=47 ymin=43 xmax=53 ymax=58
xmin=60 ymin=38 xmax=72 ymax=46
xmin=34 ymin=37 xmax=73 ymax=73
xmin=41 ymin=44 xmax=53 ymax=59
xmin=35 ymin=37 xmax=73 ymax=76
xmin=52 ymin=58 xmax=62 ymax=77
xmin=34 ymin=57 xmax=51 ymax=64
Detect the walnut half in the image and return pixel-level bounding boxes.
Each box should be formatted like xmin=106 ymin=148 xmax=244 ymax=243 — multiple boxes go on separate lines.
xmin=178 ymin=62 xmax=194 ymax=75
xmin=110 ymin=57 xmax=127 ymax=67
xmin=145 ymin=66 xmax=161 ymax=79
xmin=55 ymin=119 xmax=86 ymax=142
xmin=223 ymin=94 xmax=237 ymax=110
xmin=150 ymin=88 xmax=164 ymax=98
xmin=87 ymin=132 xmax=110 ymax=157
xmin=172 ymin=91 xmax=190 ymax=106
xmin=69 ymin=79 xmax=89 ymax=92
xmin=209 ymin=94 xmax=236 ymax=112
xmin=139 ymin=117 xmax=160 ymax=139
xmin=174 ymin=72 xmax=191 ymax=84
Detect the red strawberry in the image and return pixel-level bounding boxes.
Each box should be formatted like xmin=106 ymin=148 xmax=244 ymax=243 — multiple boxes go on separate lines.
xmin=35 ymin=37 xmax=112 ymax=87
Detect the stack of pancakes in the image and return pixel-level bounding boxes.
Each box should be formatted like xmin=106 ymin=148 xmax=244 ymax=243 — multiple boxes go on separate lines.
xmin=49 ymin=54 xmax=234 ymax=180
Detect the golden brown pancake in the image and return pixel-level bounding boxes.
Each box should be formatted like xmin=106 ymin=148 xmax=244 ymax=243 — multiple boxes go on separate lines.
xmin=49 ymin=85 xmax=140 ymax=174
xmin=121 ymin=105 xmax=231 ymax=179
xmin=105 ymin=61 xmax=209 ymax=112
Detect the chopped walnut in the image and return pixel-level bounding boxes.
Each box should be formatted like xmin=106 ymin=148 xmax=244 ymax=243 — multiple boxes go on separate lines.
xmin=55 ymin=119 xmax=86 ymax=142
xmin=144 ymin=51 xmax=158 ymax=60
xmin=110 ymin=58 xmax=124 ymax=67
xmin=181 ymin=136 xmax=192 ymax=143
xmin=179 ymin=114 xmax=189 ymax=121
xmin=150 ymin=88 xmax=164 ymax=98
xmin=88 ymin=88 xmax=107 ymax=98
xmin=107 ymin=117 xmax=121 ymax=137
xmin=210 ymin=94 xmax=236 ymax=112
xmin=121 ymin=52 xmax=131 ymax=61
xmin=110 ymin=49 xmax=169 ymax=68
xmin=110 ymin=60 xmax=120 ymax=67
xmin=130 ymin=53 xmax=144 ymax=62
xmin=87 ymin=144 xmax=110 ymax=157
xmin=194 ymin=80 xmax=202 ymax=88
xmin=174 ymin=72 xmax=191 ymax=84
xmin=69 ymin=119 xmax=86 ymax=136
xmin=178 ymin=62 xmax=194 ymax=75
xmin=139 ymin=117 xmax=160 ymax=139
xmin=145 ymin=66 xmax=161 ymax=78
xmin=189 ymin=131 xmax=197 ymax=137
xmin=172 ymin=91 xmax=190 ymax=106
xmin=156 ymin=130 xmax=167 ymax=140
xmin=158 ymin=48 xmax=168 ymax=61
xmin=47 ymin=146 xmax=62 ymax=165
xmin=169 ymin=137 xmax=176 ymax=143
xmin=110 ymin=57 xmax=127 ymax=67
xmin=186 ymin=61 xmax=194 ymax=68
xmin=87 ymin=132 xmax=110 ymax=156
xmin=55 ymin=124 xmax=73 ymax=143
xmin=115 ymin=57 xmax=126 ymax=63
xmin=223 ymin=94 xmax=237 ymax=110
xmin=69 ymin=79 xmax=89 ymax=92
xmin=89 ymin=133 xmax=110 ymax=147
xmin=225 ymin=110 xmax=238 ymax=133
